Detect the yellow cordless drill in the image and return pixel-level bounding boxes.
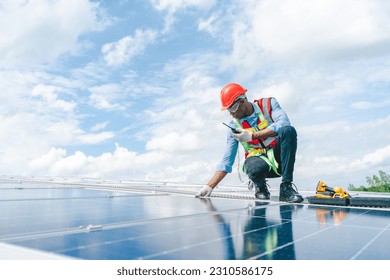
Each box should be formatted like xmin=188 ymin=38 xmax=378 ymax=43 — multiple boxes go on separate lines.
xmin=315 ymin=181 xmax=351 ymax=199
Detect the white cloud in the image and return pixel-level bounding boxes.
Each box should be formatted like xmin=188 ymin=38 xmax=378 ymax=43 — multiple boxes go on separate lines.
xmin=77 ymin=131 xmax=115 ymax=145
xmin=351 ymin=100 xmax=390 ymax=110
xmin=31 ymin=84 xmax=76 ymax=112
xmin=0 ymin=0 xmax=107 ymax=66
xmin=88 ymin=83 xmax=130 ymax=111
xmin=151 ymin=0 xmax=216 ymax=11
xmin=221 ymin=0 xmax=390 ymax=80
xmin=198 ymin=14 xmax=219 ymax=35
xmin=0 ymin=69 xmax=117 ymax=175
xmin=313 ymin=156 xmax=339 ymax=164
xmin=258 ymin=82 xmax=293 ymax=105
xmin=294 ymin=113 xmax=390 ymax=188
xmin=102 ymin=29 xmax=157 ymax=66
xmin=38 ymin=57 xmax=227 ymax=183
xmin=28 ymin=143 xmax=163 ymax=178
xmin=250 ymin=0 xmax=390 ymax=60
xmin=350 ymin=145 xmax=390 ymax=169
xmin=90 ymin=121 xmax=109 ymax=132
xmin=151 ymin=0 xmax=217 ymax=33
xmin=146 ymin=132 xmax=205 ymax=153
xmin=27 ymin=142 xmax=218 ymax=184
xmin=28 ymin=147 xmax=67 ymax=171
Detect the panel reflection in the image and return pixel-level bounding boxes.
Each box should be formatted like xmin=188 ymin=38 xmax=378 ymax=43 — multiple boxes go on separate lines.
xmin=197 ymin=198 xmax=303 ymax=260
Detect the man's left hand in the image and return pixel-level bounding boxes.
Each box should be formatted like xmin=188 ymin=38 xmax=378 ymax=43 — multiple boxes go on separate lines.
xmin=195 ymin=185 xmax=213 ymax=197
xmin=230 ymin=128 xmax=252 ymax=142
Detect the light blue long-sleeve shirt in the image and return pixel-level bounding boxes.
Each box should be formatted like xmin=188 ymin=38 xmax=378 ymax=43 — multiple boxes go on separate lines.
xmin=216 ymin=98 xmax=291 ymax=173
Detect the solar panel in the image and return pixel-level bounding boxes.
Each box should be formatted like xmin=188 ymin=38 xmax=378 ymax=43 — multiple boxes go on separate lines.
xmin=1 ymin=177 xmax=390 ymax=260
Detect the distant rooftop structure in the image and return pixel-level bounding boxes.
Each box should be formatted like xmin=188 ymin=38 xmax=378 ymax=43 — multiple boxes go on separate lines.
xmin=1 ymin=175 xmax=390 ymax=260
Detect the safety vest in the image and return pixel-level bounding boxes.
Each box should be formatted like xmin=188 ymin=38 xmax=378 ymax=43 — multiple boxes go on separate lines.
xmin=232 ymin=98 xmax=280 ymax=175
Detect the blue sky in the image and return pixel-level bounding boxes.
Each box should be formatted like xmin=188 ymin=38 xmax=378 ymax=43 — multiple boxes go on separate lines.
xmin=1 ymin=0 xmax=390 ymax=190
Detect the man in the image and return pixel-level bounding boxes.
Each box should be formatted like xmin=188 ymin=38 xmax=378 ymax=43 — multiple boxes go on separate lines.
xmin=195 ymin=82 xmax=303 ymax=203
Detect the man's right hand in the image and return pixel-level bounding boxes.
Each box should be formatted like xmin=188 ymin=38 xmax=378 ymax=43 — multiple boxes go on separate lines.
xmin=230 ymin=127 xmax=252 ymax=142
xmin=195 ymin=185 xmax=213 ymax=197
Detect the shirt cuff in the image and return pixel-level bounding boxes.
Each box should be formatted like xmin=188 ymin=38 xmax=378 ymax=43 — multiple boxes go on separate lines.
xmin=216 ymin=163 xmax=232 ymax=173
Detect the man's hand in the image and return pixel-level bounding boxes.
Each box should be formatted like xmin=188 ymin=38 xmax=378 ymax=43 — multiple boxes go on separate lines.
xmin=195 ymin=185 xmax=213 ymax=197
xmin=230 ymin=128 xmax=252 ymax=142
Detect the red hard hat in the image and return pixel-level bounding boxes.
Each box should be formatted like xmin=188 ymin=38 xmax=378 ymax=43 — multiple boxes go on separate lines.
xmin=220 ymin=83 xmax=247 ymax=110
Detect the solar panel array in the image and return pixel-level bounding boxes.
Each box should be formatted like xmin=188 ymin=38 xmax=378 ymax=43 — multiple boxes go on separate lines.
xmin=1 ymin=177 xmax=390 ymax=260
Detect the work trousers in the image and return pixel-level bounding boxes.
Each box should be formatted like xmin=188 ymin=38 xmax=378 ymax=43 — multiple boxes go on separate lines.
xmin=243 ymin=126 xmax=297 ymax=186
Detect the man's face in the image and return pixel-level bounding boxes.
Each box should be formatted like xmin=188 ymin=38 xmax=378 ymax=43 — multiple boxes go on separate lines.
xmin=228 ymin=99 xmax=245 ymax=119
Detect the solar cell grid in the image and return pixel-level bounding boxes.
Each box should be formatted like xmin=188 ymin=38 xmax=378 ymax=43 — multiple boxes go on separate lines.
xmin=1 ymin=179 xmax=390 ymax=260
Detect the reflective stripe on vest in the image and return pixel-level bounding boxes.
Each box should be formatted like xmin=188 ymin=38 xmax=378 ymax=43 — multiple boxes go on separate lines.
xmin=259 ymin=97 xmax=274 ymax=123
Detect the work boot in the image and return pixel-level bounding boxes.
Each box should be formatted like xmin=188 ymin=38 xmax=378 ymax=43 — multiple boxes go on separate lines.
xmin=279 ymin=182 xmax=304 ymax=203
xmin=255 ymin=181 xmax=270 ymax=200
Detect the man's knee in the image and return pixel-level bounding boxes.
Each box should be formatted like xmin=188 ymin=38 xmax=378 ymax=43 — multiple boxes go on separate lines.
xmin=244 ymin=157 xmax=269 ymax=178
xmin=279 ymin=126 xmax=297 ymax=138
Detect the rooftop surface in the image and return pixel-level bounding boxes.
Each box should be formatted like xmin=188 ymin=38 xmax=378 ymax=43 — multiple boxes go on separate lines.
xmin=1 ymin=176 xmax=390 ymax=260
